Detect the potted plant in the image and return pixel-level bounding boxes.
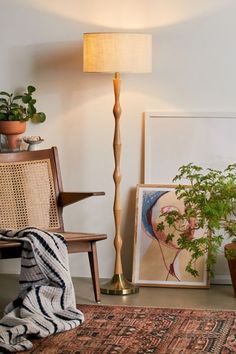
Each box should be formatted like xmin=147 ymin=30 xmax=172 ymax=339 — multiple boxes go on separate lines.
xmin=0 ymin=85 xmax=46 ymax=150
xmin=157 ymin=163 xmax=236 ymax=295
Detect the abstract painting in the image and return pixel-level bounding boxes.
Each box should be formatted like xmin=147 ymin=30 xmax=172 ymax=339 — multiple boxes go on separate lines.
xmin=132 ymin=184 xmax=208 ymax=288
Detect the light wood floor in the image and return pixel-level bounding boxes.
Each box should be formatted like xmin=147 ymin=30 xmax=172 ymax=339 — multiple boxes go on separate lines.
xmin=0 ymin=274 xmax=235 ymax=314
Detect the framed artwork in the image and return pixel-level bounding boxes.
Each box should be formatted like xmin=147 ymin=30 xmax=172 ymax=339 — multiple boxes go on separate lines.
xmin=144 ymin=112 xmax=236 ymax=184
xmin=132 ymin=184 xmax=209 ymax=288
xmin=144 ymin=112 xmax=236 ymax=285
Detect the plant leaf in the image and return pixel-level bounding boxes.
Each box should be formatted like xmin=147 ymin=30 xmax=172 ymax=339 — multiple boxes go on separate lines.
xmin=12 ymin=95 xmax=23 ymax=100
xmin=22 ymin=95 xmax=31 ymax=103
xmin=27 ymin=85 xmax=36 ymax=93
xmin=0 ymin=91 xmax=11 ymax=97
xmin=31 ymin=112 xmax=46 ymax=123
xmin=0 ymin=113 xmax=7 ymax=120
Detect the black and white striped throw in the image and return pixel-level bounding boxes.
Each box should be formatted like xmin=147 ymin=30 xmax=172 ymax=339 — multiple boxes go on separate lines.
xmin=0 ymin=227 xmax=84 ymax=352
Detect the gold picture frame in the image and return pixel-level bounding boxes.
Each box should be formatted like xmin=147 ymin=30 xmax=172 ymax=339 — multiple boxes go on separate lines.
xmin=132 ymin=184 xmax=209 ymax=288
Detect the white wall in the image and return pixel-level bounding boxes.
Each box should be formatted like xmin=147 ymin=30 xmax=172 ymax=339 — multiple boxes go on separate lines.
xmin=1 ymin=0 xmax=236 ymax=283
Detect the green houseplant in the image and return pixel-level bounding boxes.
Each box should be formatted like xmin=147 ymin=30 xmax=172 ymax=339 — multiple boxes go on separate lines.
xmin=157 ymin=163 xmax=236 ymax=295
xmin=0 ymin=85 xmax=46 ymax=150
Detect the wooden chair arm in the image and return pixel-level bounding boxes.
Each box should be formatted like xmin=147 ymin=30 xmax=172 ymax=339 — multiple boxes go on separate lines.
xmin=58 ymin=192 xmax=105 ymax=207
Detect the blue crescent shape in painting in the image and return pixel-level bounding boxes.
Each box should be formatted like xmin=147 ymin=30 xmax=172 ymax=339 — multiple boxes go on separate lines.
xmin=141 ymin=190 xmax=168 ymax=239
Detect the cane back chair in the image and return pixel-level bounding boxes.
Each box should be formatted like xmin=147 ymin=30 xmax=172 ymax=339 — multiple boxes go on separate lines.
xmin=0 ymin=146 xmax=107 ymax=302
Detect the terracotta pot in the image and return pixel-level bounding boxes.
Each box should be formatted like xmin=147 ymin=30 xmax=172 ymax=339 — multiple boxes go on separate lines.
xmin=224 ymin=243 xmax=236 ymax=297
xmin=0 ymin=121 xmax=26 ymax=150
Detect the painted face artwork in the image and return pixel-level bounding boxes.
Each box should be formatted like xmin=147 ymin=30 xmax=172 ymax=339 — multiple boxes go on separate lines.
xmin=141 ymin=190 xmax=196 ymax=281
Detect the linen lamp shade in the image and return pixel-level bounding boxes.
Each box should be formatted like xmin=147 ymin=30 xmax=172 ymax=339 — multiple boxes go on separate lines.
xmin=83 ymin=33 xmax=152 ymax=73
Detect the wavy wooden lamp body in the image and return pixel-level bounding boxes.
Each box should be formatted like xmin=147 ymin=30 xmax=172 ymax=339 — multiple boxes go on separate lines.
xmin=100 ymin=73 xmax=138 ymax=294
xmin=83 ymin=32 xmax=152 ymax=295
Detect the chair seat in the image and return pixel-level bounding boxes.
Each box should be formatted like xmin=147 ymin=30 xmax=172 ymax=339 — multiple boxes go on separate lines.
xmin=62 ymin=232 xmax=107 ymax=243
xmin=0 ymin=231 xmax=107 ymax=302
xmin=0 ymin=232 xmax=107 ymax=254
xmin=62 ymin=232 xmax=107 ymax=255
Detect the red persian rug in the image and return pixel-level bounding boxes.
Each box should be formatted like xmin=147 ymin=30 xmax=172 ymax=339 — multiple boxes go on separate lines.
xmin=24 ymin=304 xmax=236 ymax=353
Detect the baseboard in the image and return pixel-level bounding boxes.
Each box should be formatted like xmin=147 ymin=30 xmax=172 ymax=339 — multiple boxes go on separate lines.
xmin=211 ymin=275 xmax=232 ymax=285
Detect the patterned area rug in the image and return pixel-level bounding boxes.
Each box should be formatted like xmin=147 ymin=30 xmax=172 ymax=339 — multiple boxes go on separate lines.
xmin=24 ymin=304 xmax=236 ymax=353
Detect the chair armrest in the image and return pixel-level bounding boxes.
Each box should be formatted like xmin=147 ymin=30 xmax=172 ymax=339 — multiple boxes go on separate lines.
xmin=58 ymin=192 xmax=105 ymax=207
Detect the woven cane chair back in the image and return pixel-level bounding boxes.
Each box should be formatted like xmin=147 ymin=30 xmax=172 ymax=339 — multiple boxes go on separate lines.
xmin=0 ymin=149 xmax=63 ymax=231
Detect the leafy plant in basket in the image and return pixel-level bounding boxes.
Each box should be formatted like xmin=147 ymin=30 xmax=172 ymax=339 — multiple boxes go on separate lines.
xmin=156 ymin=163 xmax=236 ymax=279
xmin=0 ymin=85 xmax=46 ymax=122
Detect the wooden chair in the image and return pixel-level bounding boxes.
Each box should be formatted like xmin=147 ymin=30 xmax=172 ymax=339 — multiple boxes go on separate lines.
xmin=0 ymin=147 xmax=107 ymax=302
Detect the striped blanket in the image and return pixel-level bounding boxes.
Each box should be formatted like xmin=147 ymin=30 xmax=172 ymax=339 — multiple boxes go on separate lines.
xmin=0 ymin=227 xmax=84 ymax=352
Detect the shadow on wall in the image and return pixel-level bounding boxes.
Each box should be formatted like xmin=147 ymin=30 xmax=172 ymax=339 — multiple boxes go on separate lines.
xmin=34 ymin=43 xmax=83 ymax=75
xmin=29 ymin=41 xmax=120 ymax=115
xmin=32 ymin=42 xmax=83 ymax=109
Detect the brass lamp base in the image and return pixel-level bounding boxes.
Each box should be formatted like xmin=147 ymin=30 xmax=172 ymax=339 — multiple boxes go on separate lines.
xmin=101 ymin=274 xmax=139 ymax=295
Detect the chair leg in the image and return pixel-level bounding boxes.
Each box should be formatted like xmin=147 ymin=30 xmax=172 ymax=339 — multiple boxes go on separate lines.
xmin=88 ymin=242 xmax=101 ymax=303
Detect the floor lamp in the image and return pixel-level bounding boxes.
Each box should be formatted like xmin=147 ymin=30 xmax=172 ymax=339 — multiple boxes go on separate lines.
xmin=83 ymin=32 xmax=152 ymax=295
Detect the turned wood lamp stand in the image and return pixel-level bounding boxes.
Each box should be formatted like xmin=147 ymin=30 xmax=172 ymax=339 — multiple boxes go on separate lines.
xmin=83 ymin=33 xmax=152 ymax=295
